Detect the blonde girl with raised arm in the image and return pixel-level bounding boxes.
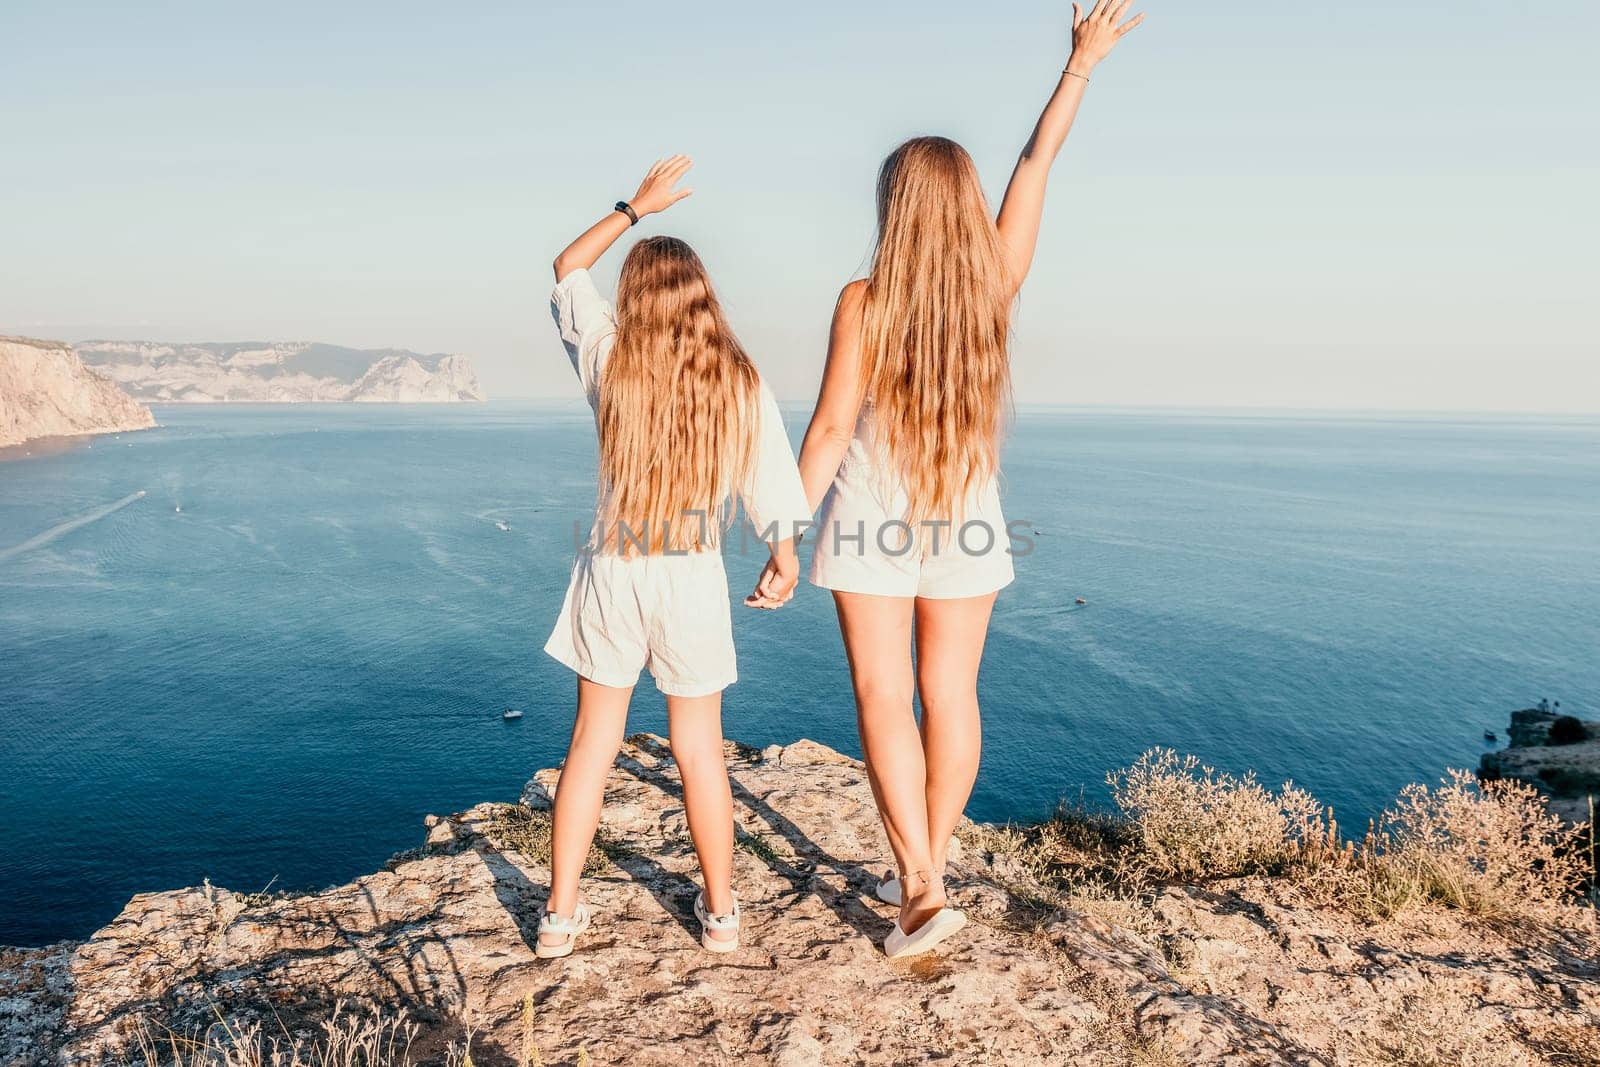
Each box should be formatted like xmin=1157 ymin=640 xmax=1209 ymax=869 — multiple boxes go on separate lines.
xmin=777 ymin=3 xmax=1143 ymax=957
xmin=538 ymin=157 xmax=811 ymax=958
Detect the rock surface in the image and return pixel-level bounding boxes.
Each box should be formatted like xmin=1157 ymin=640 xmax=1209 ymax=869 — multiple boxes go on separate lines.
xmin=2 ymin=737 xmax=1596 ymax=1066
xmin=0 ymin=337 xmax=156 ymax=449
xmin=1482 ymin=709 xmax=1600 ymax=825
xmin=74 ymin=341 xmax=484 ymax=403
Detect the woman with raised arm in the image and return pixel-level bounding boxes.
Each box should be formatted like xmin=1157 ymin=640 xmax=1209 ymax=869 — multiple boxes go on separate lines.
xmin=785 ymin=1 xmax=1143 ymax=957
xmin=539 ymin=157 xmax=811 ymax=958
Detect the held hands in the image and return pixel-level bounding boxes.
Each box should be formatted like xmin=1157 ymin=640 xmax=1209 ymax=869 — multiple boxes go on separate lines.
xmin=629 ymin=155 xmax=694 ymax=217
xmin=744 ymin=550 xmax=799 ymax=610
xmin=1067 ymin=0 xmax=1144 ymax=75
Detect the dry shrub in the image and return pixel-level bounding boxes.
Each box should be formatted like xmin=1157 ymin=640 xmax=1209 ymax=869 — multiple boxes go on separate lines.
xmin=1107 ymin=749 xmax=1327 ymax=881
xmin=963 ymin=752 xmax=1590 ymax=935
xmin=1373 ymin=770 xmax=1588 ymax=919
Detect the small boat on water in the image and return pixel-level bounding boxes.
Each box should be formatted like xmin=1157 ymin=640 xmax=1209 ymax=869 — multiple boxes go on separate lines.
xmin=503 ymin=707 xmax=524 ymax=721
xmin=1075 ymin=597 xmax=1088 ymax=605
xmin=494 ymin=520 xmax=511 ymax=532
xmin=1483 ymin=730 xmax=1497 ymax=742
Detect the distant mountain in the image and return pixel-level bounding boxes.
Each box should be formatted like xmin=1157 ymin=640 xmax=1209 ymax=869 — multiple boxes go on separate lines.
xmin=0 ymin=336 xmax=156 ymax=448
xmin=74 ymin=341 xmax=485 ymax=403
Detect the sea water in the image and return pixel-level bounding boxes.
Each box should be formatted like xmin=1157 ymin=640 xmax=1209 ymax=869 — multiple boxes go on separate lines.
xmin=1 ymin=402 xmax=1596 ymax=945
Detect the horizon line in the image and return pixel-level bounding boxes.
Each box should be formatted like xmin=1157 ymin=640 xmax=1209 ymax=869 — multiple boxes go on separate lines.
xmin=474 ymin=396 xmax=1600 ymax=419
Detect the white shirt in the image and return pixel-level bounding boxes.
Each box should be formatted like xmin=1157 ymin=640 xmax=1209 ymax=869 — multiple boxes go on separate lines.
xmin=550 ymin=268 xmax=812 ymax=545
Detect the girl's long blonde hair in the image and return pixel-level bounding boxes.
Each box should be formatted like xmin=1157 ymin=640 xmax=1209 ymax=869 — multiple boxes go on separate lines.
xmin=860 ymin=136 xmax=1014 ymax=525
xmin=597 ymin=236 xmax=760 ymax=555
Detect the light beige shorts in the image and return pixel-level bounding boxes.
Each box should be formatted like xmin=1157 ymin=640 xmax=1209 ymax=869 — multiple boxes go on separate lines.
xmin=807 ymin=456 xmax=1016 ymax=600
xmin=545 ymin=548 xmax=736 ymax=697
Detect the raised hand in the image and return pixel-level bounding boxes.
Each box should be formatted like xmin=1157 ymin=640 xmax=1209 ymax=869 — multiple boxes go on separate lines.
xmin=551 ymin=156 xmax=697 ymax=279
xmin=1067 ymin=0 xmax=1144 ymax=75
xmin=629 ymin=155 xmax=694 ymax=217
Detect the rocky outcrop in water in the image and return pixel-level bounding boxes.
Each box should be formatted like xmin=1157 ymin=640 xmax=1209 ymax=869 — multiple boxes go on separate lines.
xmin=74 ymin=341 xmax=484 ymax=403
xmin=1 ymin=736 xmax=1595 ymax=1065
xmin=1483 ymin=708 xmax=1600 ymax=826
xmin=0 ymin=337 xmax=156 ymax=449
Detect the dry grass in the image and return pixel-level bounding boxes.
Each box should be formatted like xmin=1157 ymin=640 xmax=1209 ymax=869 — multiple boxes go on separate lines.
xmin=1585 ymin=796 xmax=1598 ymax=904
xmin=1513 ymin=1014 xmax=1600 ymax=1067
xmin=735 ymin=829 xmax=789 ymax=869
xmin=1071 ymin=972 xmax=1184 ymax=1067
xmin=956 ymin=802 xmax=1166 ymax=943
xmin=520 ymin=992 xmax=543 ymax=1067
xmin=126 ymin=995 xmax=560 ymax=1067
xmin=480 ymin=803 xmax=614 ymax=876
xmin=126 ymin=1001 xmax=419 ymax=1066
xmin=1351 ymin=979 xmax=1529 ymax=1066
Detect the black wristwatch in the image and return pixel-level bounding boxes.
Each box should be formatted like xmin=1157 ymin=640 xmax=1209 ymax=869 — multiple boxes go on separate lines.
xmin=614 ymin=201 xmax=639 ymax=226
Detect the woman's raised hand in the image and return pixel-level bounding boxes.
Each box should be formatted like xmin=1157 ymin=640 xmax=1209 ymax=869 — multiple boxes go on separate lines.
xmin=551 ymin=156 xmax=694 ymax=279
xmin=1067 ymin=0 xmax=1144 ymax=74
xmin=629 ymin=155 xmax=694 ymax=217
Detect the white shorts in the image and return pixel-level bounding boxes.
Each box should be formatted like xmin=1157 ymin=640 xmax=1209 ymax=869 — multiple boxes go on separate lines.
xmin=807 ymin=455 xmax=1016 ymax=600
xmin=544 ymin=549 xmax=736 ymax=697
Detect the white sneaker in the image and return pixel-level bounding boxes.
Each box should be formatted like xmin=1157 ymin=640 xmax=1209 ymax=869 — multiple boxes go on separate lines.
xmin=694 ymin=891 xmax=741 ymax=953
xmin=884 ymin=907 xmax=966 ymax=959
xmin=535 ymin=903 xmax=591 ymax=959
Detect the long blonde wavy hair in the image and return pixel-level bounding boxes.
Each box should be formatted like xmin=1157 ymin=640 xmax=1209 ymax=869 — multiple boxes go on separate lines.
xmin=597 ymin=236 xmax=760 ymax=555
xmin=860 ymin=136 xmax=1014 ymax=525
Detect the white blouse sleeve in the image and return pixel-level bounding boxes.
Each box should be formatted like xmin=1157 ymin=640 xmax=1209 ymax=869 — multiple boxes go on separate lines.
xmin=549 ymin=268 xmax=617 ymax=408
xmin=740 ymin=383 xmax=813 ymax=542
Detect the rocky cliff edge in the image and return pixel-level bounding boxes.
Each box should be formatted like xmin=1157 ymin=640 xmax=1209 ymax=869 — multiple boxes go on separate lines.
xmin=0 ymin=337 xmax=156 ymax=450
xmin=2 ymin=736 xmax=1595 ymax=1066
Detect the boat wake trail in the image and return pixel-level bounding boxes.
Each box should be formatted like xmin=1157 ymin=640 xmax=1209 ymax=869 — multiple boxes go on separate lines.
xmin=0 ymin=490 xmax=147 ymax=562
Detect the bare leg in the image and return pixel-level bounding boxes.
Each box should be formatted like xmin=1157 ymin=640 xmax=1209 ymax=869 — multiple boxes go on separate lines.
xmin=667 ymin=690 xmax=736 ymax=942
xmin=833 ymin=590 xmax=945 ymax=934
xmin=915 ymin=592 xmax=997 ymax=875
xmin=543 ymin=676 xmax=632 ymax=947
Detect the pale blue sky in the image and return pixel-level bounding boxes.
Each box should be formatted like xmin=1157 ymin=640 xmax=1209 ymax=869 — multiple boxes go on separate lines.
xmin=3 ymin=1 xmax=1596 ymax=410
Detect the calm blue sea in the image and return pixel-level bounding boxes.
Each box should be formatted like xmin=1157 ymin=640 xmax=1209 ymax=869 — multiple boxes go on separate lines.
xmin=2 ymin=403 xmax=1597 ymax=946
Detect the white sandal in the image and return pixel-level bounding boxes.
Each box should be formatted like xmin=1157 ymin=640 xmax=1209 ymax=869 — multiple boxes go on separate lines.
xmin=875 ymin=865 xmax=947 ymax=907
xmin=884 ymin=906 xmax=967 ymax=959
xmin=874 ymin=869 xmax=903 ymax=906
xmin=535 ymin=903 xmax=591 ymax=959
xmin=693 ymin=891 xmax=741 ymax=953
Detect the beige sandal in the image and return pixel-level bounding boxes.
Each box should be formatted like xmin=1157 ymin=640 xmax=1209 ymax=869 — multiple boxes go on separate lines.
xmin=535 ymin=903 xmax=591 ymax=959
xmin=694 ymin=891 xmax=741 ymax=953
